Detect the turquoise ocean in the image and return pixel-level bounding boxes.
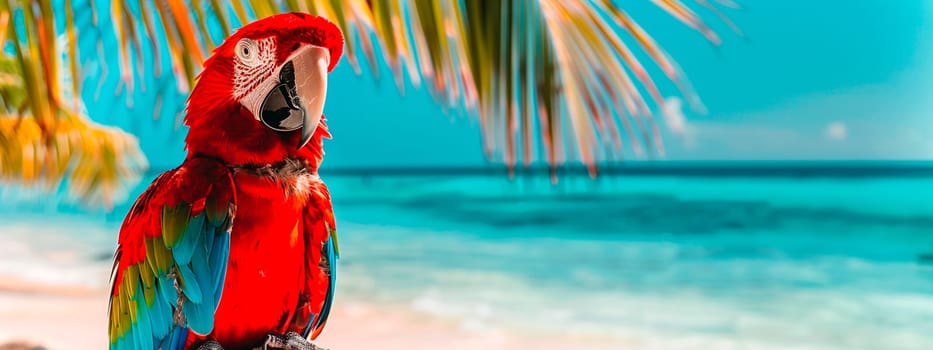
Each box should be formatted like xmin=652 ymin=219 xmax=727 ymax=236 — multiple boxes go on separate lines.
xmin=2 ymin=163 xmax=932 ymax=349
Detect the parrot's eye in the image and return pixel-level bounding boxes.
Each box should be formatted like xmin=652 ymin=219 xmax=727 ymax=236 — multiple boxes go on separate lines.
xmin=235 ymin=39 xmax=260 ymax=64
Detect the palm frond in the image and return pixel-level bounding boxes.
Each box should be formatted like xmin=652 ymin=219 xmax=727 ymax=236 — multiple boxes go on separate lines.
xmin=0 ymin=0 xmax=739 ymax=206
xmin=0 ymin=0 xmax=147 ymax=207
xmin=0 ymin=113 xmax=147 ymax=206
xmin=109 ymin=0 xmax=737 ymax=174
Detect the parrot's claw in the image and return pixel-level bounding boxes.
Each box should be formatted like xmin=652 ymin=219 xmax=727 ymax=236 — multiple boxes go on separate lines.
xmin=263 ymin=332 xmax=326 ymax=350
xmin=197 ymin=340 xmax=224 ymax=350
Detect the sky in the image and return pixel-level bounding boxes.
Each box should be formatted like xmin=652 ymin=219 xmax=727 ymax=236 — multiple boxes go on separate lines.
xmin=79 ymin=0 xmax=933 ymax=170
xmin=648 ymin=1 xmax=933 ymax=161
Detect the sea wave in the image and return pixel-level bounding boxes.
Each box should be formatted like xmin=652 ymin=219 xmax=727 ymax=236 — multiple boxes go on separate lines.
xmin=0 ymin=214 xmax=114 ymax=290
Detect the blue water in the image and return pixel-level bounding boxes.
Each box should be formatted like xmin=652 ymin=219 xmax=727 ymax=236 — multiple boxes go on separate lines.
xmin=2 ymin=168 xmax=933 ymax=349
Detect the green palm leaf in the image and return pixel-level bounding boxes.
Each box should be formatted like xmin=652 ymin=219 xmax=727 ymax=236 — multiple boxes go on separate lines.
xmin=0 ymin=0 xmax=147 ymax=207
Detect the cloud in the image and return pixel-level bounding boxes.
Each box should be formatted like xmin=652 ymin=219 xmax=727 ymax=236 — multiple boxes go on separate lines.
xmin=661 ymin=96 xmax=696 ymax=149
xmin=825 ymin=121 xmax=848 ymax=141
xmin=665 ymin=120 xmax=809 ymax=159
xmin=657 ymin=78 xmax=933 ymax=159
xmin=659 ymin=96 xmax=806 ymax=155
xmin=661 ymin=97 xmax=687 ymax=135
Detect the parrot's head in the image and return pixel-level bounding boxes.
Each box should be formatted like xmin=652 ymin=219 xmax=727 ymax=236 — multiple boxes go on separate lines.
xmin=184 ymin=12 xmax=343 ymax=169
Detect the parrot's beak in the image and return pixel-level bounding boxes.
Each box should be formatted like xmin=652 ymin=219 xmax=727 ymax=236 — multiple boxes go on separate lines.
xmin=258 ymin=45 xmax=330 ymax=149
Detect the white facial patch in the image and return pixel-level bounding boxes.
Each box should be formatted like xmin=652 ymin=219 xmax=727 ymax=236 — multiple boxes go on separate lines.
xmin=233 ymin=37 xmax=277 ymax=119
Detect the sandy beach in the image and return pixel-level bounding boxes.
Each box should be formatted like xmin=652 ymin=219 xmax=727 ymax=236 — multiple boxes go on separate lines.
xmin=0 ymin=280 xmax=614 ymax=350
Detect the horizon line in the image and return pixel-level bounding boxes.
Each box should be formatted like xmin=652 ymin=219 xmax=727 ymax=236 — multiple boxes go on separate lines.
xmin=143 ymin=160 xmax=933 ymax=178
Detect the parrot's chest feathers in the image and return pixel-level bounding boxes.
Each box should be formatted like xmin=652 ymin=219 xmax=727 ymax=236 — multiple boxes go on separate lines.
xmin=232 ymin=157 xmax=315 ymax=198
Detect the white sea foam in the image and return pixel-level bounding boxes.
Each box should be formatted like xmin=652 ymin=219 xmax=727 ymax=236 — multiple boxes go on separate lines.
xmin=0 ymin=215 xmax=114 ymax=289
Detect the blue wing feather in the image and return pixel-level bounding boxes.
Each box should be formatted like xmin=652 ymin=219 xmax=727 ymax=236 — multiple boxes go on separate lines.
xmin=160 ymin=326 xmax=189 ymax=350
xmin=124 ymin=330 xmax=136 ymax=350
xmin=187 ymin=227 xmax=223 ymax=335
xmin=173 ymin=214 xmax=205 ymax=265
xmin=175 ymin=263 xmax=203 ymax=304
xmin=157 ymin=274 xmax=178 ymax=306
xmin=302 ymin=313 xmax=318 ymax=338
xmin=185 ymin=297 xmax=213 ymax=335
xmin=210 ymin=231 xmax=230 ymax=307
xmin=149 ymin=289 xmax=170 ymax=339
xmin=133 ymin=287 xmax=154 ymax=350
xmin=318 ymin=237 xmax=338 ymax=328
xmin=305 ymin=236 xmax=338 ymax=338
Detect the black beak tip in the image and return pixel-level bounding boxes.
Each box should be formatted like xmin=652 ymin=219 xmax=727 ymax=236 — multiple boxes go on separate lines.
xmin=298 ymin=131 xmax=313 ymax=149
xmin=297 ymin=114 xmax=315 ymax=149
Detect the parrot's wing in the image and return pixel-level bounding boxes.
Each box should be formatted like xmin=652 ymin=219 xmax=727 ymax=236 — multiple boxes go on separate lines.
xmin=294 ymin=177 xmax=339 ymax=340
xmin=108 ymin=158 xmax=235 ymax=350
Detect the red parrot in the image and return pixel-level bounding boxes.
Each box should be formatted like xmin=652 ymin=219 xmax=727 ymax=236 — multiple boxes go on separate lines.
xmin=108 ymin=13 xmax=344 ymax=350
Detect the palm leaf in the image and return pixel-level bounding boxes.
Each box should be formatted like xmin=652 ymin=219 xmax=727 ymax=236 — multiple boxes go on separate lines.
xmin=0 ymin=0 xmax=739 ymax=206
xmin=0 ymin=0 xmax=147 ymax=207
xmin=118 ymin=0 xmax=738 ymax=173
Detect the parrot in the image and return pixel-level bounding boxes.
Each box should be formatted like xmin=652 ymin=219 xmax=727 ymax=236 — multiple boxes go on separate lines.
xmin=107 ymin=13 xmax=344 ymax=350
